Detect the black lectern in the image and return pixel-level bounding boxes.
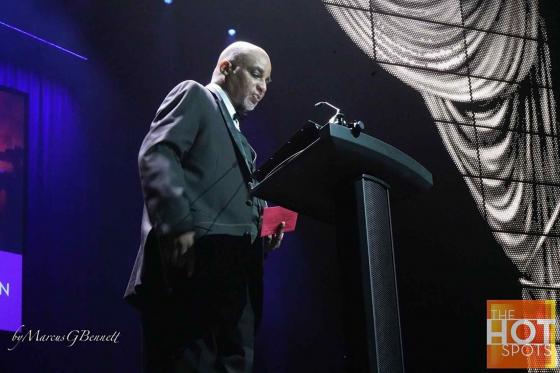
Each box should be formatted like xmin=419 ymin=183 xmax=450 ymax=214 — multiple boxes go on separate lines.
xmin=252 ymin=123 xmax=433 ymax=373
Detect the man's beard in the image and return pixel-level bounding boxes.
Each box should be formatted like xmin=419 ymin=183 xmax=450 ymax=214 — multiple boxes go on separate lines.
xmin=236 ymin=100 xmax=256 ymax=118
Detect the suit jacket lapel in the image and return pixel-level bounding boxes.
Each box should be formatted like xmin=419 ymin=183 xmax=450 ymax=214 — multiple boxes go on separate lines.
xmin=207 ymin=87 xmax=254 ymax=178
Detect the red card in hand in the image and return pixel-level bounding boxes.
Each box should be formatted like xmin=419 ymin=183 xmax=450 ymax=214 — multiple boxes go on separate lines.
xmin=260 ymin=206 xmax=298 ymax=237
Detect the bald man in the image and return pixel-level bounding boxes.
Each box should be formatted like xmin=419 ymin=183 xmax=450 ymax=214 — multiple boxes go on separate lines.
xmin=124 ymin=42 xmax=284 ymax=372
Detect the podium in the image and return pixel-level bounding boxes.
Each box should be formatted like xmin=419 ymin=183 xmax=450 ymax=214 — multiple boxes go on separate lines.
xmin=252 ymin=123 xmax=433 ymax=373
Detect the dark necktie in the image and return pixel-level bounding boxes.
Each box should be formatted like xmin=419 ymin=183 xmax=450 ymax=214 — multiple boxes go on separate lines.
xmin=233 ymin=111 xmax=247 ymax=122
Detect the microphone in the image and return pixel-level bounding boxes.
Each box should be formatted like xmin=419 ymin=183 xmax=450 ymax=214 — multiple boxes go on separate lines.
xmin=314 ymin=101 xmax=344 ymax=125
xmin=314 ymin=101 xmax=365 ymax=134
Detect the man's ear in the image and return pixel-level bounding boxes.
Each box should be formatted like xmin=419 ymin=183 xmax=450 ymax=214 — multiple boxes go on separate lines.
xmin=219 ymin=60 xmax=233 ymax=76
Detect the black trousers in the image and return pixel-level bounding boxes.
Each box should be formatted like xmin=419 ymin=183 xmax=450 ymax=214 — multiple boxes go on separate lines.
xmin=141 ymin=235 xmax=263 ymax=373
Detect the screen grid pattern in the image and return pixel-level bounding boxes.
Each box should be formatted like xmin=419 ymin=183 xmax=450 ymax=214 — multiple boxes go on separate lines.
xmin=323 ymin=1 xmax=560 ymax=370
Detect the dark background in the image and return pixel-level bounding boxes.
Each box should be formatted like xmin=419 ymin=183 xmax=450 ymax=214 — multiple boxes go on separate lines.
xmin=0 ymin=1 xmax=559 ymax=372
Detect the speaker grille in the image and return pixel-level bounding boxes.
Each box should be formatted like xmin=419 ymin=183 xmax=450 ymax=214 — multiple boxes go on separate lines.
xmin=357 ymin=176 xmax=404 ymax=372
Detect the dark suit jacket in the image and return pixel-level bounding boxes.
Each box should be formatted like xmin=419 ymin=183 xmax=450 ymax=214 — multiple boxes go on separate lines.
xmin=124 ymin=80 xmax=266 ymax=310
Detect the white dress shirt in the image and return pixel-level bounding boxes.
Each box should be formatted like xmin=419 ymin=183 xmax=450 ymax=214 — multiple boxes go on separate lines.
xmin=206 ymin=83 xmax=240 ymax=131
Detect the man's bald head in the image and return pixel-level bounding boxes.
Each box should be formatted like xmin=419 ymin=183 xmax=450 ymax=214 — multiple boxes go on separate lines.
xmin=211 ymin=41 xmax=272 ymax=113
xmin=211 ymin=42 xmax=270 ymax=82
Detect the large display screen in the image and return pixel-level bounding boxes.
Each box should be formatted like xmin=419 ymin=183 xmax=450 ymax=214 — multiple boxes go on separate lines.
xmin=0 ymin=87 xmax=26 ymax=332
xmin=324 ymin=0 xmax=558 ymax=309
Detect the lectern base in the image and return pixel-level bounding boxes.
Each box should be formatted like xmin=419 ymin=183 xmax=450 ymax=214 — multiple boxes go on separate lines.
xmin=336 ymin=174 xmax=405 ymax=373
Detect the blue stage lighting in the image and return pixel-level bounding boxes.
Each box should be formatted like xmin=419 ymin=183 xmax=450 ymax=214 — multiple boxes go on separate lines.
xmin=228 ymin=29 xmax=236 ymax=37
xmin=0 ymin=20 xmax=87 ymax=61
xmin=164 ymin=0 xmax=173 ymax=4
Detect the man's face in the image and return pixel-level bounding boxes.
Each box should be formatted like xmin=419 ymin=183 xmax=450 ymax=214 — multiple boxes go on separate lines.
xmin=223 ymin=51 xmax=271 ymax=113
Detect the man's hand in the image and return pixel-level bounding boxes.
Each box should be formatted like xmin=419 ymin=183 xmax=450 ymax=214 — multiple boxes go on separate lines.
xmin=163 ymin=230 xmax=196 ymax=278
xmin=264 ymin=221 xmax=285 ymax=252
